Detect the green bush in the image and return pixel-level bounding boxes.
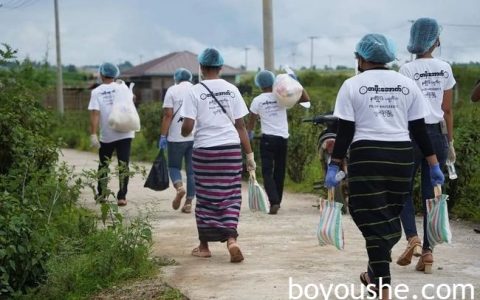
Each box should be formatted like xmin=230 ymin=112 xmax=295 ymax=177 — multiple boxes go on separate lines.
xmin=0 ymin=46 xmax=61 ymax=294
xmin=52 ymin=111 xmax=91 ymax=150
xmin=0 ymin=45 xmax=156 ymax=298
xmin=131 ymin=131 xmax=158 ymax=162
xmin=444 ymin=102 xmax=480 ymax=221
xmin=32 ymin=218 xmax=153 ymax=299
xmin=138 ymin=101 xmax=163 ymax=146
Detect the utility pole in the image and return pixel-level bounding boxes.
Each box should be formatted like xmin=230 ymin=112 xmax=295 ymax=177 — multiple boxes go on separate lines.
xmin=262 ymin=0 xmax=274 ymax=71
xmin=244 ymin=47 xmax=250 ymax=71
xmin=328 ymin=55 xmax=332 ymax=70
xmin=308 ymin=36 xmax=318 ymax=69
xmin=54 ymin=0 xmax=64 ymax=115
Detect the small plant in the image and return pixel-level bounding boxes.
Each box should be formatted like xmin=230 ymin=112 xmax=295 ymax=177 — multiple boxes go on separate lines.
xmin=0 ymin=44 xmax=156 ymax=298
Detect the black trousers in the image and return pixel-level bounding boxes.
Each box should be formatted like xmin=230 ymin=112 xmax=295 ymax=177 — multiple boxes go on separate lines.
xmin=98 ymin=138 xmax=132 ymax=200
xmin=260 ymin=134 xmax=288 ymax=206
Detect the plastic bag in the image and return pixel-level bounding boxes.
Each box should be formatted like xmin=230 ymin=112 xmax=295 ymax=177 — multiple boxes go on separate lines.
xmin=426 ymin=186 xmax=452 ymax=247
xmin=108 ymin=80 xmax=141 ymax=132
xmin=273 ymin=73 xmax=303 ymax=109
xmin=248 ymin=171 xmax=269 ymax=213
xmin=144 ymin=150 xmax=169 ymax=191
xmin=316 ymin=189 xmax=344 ymax=250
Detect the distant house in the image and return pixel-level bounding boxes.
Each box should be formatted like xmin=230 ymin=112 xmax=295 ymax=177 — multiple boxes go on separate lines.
xmin=121 ymin=51 xmax=244 ymax=104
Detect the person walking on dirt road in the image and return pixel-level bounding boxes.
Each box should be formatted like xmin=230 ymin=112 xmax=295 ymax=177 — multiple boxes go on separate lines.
xmin=397 ymin=17 xmax=456 ymax=274
xmin=159 ymin=68 xmax=195 ymax=213
xmin=181 ymin=48 xmax=256 ymax=263
xmin=246 ymin=69 xmax=310 ymax=215
xmin=325 ymin=34 xmax=444 ymax=299
xmin=88 ymin=62 xmax=134 ymax=207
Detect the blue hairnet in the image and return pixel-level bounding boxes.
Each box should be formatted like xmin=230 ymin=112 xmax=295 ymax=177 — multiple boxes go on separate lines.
xmin=355 ymin=34 xmax=396 ymax=64
xmin=174 ymin=68 xmax=192 ymax=83
xmin=99 ymin=62 xmax=120 ymax=78
xmin=255 ymin=70 xmax=275 ymax=88
xmin=407 ymin=18 xmax=440 ymax=54
xmin=198 ymin=48 xmax=224 ymax=67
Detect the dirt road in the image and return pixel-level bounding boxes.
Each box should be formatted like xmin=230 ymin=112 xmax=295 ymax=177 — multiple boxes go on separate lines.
xmin=61 ymin=149 xmax=479 ymax=300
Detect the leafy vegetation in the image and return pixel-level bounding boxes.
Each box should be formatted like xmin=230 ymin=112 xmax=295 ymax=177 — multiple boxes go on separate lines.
xmin=0 ymin=45 xmax=159 ymax=299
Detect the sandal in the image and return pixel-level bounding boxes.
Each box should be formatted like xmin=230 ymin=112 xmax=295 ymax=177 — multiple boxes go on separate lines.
xmin=416 ymin=250 xmax=433 ymax=274
xmin=396 ymin=236 xmax=422 ymax=266
xmin=181 ymin=203 xmax=192 ymax=213
xmin=360 ymin=272 xmax=378 ymax=298
xmin=191 ymin=247 xmax=211 ymax=258
xmin=117 ymin=199 xmax=127 ymax=207
xmin=227 ymin=240 xmax=244 ymax=263
xmin=172 ymin=187 xmax=185 ymax=210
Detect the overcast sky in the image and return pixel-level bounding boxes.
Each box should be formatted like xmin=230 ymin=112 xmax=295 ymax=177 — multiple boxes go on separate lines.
xmin=1 ymin=0 xmax=479 ymax=71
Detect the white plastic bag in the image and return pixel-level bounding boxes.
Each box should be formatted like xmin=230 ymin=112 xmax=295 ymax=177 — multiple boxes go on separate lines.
xmin=108 ymin=80 xmax=141 ymax=132
xmin=273 ymin=73 xmax=303 ymax=109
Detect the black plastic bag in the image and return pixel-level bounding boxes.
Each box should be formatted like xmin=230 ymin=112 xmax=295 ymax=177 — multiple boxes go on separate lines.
xmin=144 ymin=149 xmax=169 ymax=191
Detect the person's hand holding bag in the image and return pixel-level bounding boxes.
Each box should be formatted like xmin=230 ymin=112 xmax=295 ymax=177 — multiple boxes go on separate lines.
xmin=90 ymin=134 xmax=100 ymax=149
xmin=430 ymin=163 xmax=445 ymax=186
xmin=325 ymin=163 xmax=340 ymax=188
xmin=246 ymin=152 xmax=256 ymax=171
xmin=158 ymin=135 xmax=167 ymax=149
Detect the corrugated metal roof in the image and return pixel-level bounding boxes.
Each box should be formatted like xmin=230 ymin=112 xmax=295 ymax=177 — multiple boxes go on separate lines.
xmin=122 ymin=51 xmax=243 ymax=77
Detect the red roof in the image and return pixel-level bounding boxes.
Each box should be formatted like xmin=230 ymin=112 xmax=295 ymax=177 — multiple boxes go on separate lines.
xmin=122 ymin=51 xmax=243 ymax=77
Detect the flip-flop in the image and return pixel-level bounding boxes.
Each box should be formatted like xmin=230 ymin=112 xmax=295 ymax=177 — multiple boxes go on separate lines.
xmin=360 ymin=272 xmax=378 ymax=297
xmin=117 ymin=199 xmax=127 ymax=207
xmin=172 ymin=188 xmax=185 ymax=210
xmin=227 ymin=242 xmax=244 ymax=263
xmin=191 ymin=247 xmax=211 ymax=258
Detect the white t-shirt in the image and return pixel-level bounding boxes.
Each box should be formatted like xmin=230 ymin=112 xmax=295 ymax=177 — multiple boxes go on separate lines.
xmin=399 ymin=58 xmax=456 ymax=124
xmin=88 ymin=83 xmax=135 ymax=143
xmin=249 ymin=92 xmax=289 ymax=138
xmin=334 ymin=69 xmax=428 ymax=142
xmin=163 ymin=81 xmax=194 ymax=142
xmin=181 ymin=79 xmax=249 ymax=148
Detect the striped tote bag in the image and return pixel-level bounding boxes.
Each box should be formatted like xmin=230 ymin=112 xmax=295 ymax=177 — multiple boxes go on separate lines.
xmin=248 ymin=171 xmax=269 ymax=213
xmin=317 ymin=189 xmax=344 ymax=250
xmin=426 ymin=186 xmax=452 ymax=247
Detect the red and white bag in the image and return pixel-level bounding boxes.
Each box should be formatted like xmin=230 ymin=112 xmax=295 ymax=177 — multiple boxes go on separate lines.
xmin=273 ymin=73 xmax=303 ymax=109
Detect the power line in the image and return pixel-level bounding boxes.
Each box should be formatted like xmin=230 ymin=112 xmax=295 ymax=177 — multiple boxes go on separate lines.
xmin=0 ymin=0 xmax=37 ymax=9
xmin=442 ymin=23 xmax=480 ymax=28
